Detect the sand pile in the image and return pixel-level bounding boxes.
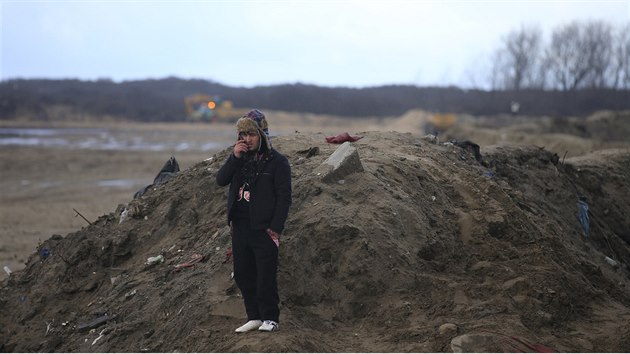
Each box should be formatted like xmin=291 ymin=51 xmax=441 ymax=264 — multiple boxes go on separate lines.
xmin=2 ymin=130 xmax=630 ymax=352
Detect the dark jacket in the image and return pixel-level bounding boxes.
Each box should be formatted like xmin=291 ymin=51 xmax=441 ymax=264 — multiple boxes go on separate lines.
xmin=216 ymin=149 xmax=292 ymax=234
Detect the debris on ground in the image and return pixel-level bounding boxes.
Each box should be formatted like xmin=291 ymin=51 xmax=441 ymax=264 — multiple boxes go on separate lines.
xmin=2 ymin=131 xmax=630 ymax=352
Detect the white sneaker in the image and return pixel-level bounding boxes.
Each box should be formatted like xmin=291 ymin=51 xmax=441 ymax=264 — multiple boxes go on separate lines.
xmin=235 ymin=320 xmax=262 ymax=333
xmin=258 ymin=320 xmax=279 ymax=332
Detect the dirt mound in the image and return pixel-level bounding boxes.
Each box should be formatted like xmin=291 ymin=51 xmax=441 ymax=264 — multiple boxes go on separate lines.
xmin=445 ymin=110 xmax=630 ymax=158
xmin=2 ymin=131 xmax=630 ymax=352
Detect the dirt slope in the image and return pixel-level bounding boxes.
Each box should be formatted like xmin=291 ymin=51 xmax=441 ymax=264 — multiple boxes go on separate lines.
xmin=2 ymin=131 xmax=630 ymax=352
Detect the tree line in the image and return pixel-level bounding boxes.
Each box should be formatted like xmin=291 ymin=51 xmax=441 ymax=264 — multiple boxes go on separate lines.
xmin=1 ymin=77 xmax=628 ymax=122
xmin=487 ymin=20 xmax=629 ymax=91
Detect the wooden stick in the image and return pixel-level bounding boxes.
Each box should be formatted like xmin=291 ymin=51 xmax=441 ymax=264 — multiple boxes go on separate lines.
xmin=561 ymin=150 xmax=568 ymax=165
xmin=73 ymin=208 xmax=93 ymax=225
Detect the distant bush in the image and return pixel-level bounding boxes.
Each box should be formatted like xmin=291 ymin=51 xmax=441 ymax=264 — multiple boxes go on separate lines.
xmin=0 ymin=77 xmax=628 ymax=122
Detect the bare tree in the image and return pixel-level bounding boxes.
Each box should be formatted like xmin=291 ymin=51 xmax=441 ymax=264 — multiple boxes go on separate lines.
xmin=546 ymin=22 xmax=587 ymax=90
xmin=488 ymin=50 xmax=507 ymax=91
xmin=583 ymin=21 xmax=614 ymax=88
xmin=545 ymin=20 xmax=617 ymax=90
xmin=491 ymin=25 xmax=543 ymax=90
xmin=612 ymin=24 xmax=630 ymax=89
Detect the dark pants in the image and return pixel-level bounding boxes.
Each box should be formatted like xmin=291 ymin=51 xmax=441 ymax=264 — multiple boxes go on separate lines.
xmin=231 ymin=220 xmax=279 ymax=322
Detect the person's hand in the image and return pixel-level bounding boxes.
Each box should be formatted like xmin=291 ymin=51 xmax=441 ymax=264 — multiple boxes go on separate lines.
xmin=266 ymin=228 xmax=280 ymax=247
xmin=233 ymin=139 xmax=248 ymax=158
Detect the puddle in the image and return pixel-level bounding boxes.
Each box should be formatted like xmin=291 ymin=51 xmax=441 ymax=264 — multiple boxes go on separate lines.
xmin=96 ymin=179 xmax=144 ymax=188
xmin=0 ymin=128 xmax=231 ymax=152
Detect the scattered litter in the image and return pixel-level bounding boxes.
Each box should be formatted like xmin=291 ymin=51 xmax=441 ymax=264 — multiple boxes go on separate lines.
xmin=174 ymin=253 xmax=204 ymax=271
xmin=215 ymin=247 xmax=220 ymax=251
xmin=144 ymin=216 xmax=148 ymax=220
xmin=325 ymin=132 xmax=363 ymax=144
xmin=125 ymin=289 xmax=137 ymax=299
xmin=40 ymin=247 xmax=50 ymax=259
xmin=204 ymin=157 xmax=213 ymax=161
xmin=431 ymin=196 xmax=436 ymax=202
xmin=422 ymin=134 xmax=439 ymax=144
xmin=338 ymin=180 xmax=345 ymax=185
xmin=3 ymin=266 xmax=11 ymax=276
xmin=451 ymin=139 xmax=484 ymax=165
xmin=92 ymin=329 xmax=106 ymax=346
xmin=45 ymin=321 xmax=52 ymax=336
xmin=119 ymin=208 xmax=129 ymax=224
xmin=230 ymin=271 xmax=234 ymax=280
xmin=62 ymin=321 xmax=69 ymax=326
xmin=483 ymin=171 xmax=495 ymax=178
xmin=78 ymin=314 xmax=109 ymax=333
xmin=604 ymin=256 xmax=618 ymax=268
xmin=146 ymin=255 xmax=164 ymax=266
xmin=134 ymin=156 xmax=180 ymax=198
xmin=577 ymin=197 xmax=589 ymax=237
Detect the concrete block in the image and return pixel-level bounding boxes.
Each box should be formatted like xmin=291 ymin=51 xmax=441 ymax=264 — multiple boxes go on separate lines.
xmin=316 ymin=142 xmax=364 ymax=183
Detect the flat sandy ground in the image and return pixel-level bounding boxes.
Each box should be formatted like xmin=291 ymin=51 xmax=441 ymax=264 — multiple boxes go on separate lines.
xmin=0 ymin=123 xmax=230 ymax=279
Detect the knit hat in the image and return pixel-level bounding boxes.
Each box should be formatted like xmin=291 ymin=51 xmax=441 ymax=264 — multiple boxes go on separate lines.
xmin=236 ymin=109 xmax=271 ymax=151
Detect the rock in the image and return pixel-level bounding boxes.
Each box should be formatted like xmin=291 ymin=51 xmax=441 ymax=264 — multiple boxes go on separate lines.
xmin=439 ymin=323 xmax=458 ymax=336
xmin=451 ymin=333 xmax=500 ymax=352
xmin=125 ymin=289 xmax=137 ymax=299
xmin=315 ymin=142 xmax=364 ymax=183
xmin=451 ymin=332 xmax=555 ymax=353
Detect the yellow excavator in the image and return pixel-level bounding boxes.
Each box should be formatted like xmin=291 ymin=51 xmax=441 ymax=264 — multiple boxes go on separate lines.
xmin=424 ymin=112 xmax=457 ymax=134
xmin=184 ymin=94 xmax=247 ymax=123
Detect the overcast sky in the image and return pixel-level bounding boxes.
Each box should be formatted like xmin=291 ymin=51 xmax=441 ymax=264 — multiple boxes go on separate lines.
xmin=1 ymin=0 xmax=628 ymax=88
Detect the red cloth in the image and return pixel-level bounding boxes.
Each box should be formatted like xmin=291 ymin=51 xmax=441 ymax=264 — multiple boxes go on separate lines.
xmin=325 ymin=132 xmax=363 ymax=144
xmin=174 ymin=253 xmax=203 ymax=271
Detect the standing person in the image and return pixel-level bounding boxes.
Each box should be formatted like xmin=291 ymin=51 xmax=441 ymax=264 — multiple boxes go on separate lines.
xmin=216 ymin=109 xmax=292 ymax=333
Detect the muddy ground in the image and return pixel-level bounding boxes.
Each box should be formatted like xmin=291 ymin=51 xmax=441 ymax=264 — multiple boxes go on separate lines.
xmin=1 ymin=110 xmax=630 ymax=352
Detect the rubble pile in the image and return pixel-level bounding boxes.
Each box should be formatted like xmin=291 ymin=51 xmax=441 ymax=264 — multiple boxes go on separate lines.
xmin=2 ymin=131 xmax=630 ymax=352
